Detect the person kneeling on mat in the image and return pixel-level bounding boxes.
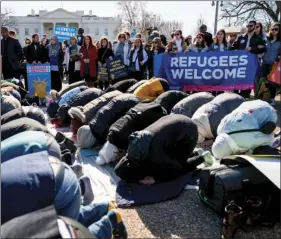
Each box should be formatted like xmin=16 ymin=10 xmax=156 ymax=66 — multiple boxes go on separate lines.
xmin=192 ymin=92 xmax=245 ymax=143
xmin=2 ymin=143 xmax=127 ymax=239
xmin=114 ymin=114 xmax=215 ymax=184
xmin=212 ymin=100 xmax=278 ymax=159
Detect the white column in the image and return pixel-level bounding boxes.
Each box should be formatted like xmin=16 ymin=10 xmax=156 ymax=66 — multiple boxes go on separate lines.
xmin=40 ymin=22 xmax=44 ymax=37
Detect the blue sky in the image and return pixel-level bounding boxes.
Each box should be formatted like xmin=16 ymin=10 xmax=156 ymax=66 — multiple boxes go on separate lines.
xmin=2 ymin=1 xmax=227 ymax=36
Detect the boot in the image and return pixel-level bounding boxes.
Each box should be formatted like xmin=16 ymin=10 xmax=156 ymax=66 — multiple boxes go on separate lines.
xmin=55 ymin=132 xmax=77 ymax=154
xmin=221 ymin=201 xmax=243 ymax=239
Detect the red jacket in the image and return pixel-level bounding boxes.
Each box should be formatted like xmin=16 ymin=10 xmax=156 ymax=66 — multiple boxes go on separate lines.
xmin=80 ymin=45 xmax=98 ymax=78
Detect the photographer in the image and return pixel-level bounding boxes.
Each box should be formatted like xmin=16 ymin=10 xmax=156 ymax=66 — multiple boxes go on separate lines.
xmin=63 ymin=36 xmax=82 ymax=84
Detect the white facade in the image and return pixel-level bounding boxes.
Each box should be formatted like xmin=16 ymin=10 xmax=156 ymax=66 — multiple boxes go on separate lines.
xmin=9 ymin=8 xmax=120 ymax=45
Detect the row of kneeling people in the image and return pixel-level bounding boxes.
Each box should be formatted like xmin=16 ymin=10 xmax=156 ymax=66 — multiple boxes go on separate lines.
xmin=41 ymin=78 xmax=279 ymax=185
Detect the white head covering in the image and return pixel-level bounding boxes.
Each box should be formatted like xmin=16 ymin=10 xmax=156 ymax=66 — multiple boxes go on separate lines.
xmin=77 ymin=125 xmax=96 ymax=148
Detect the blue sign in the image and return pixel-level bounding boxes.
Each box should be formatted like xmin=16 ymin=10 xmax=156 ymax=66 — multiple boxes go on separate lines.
xmin=106 ymin=56 xmax=128 ymax=81
xmin=154 ymin=51 xmax=260 ymax=91
xmin=27 ymin=64 xmax=51 ymax=98
xmin=54 ymin=25 xmax=77 ymax=42
xmin=131 ymin=26 xmax=137 ymax=39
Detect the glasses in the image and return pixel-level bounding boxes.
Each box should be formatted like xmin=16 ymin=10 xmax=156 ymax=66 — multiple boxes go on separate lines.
xmin=247 ymin=25 xmax=254 ymax=28
xmin=271 ymin=28 xmax=279 ymax=32
xmin=119 ymin=36 xmax=125 ymax=39
xmin=175 ymin=33 xmax=180 ymax=36
xmin=255 ymin=25 xmax=260 ymax=28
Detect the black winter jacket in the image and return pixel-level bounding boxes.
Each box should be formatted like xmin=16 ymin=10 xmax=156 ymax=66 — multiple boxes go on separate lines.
xmin=154 ymin=90 xmax=188 ymax=114
xmin=171 ymin=92 xmax=214 ymax=117
xmin=105 ymin=79 xmax=138 ymax=93
xmin=114 ymin=114 xmax=198 ymax=183
xmin=108 ymin=100 xmax=167 ymax=150
xmin=26 ymin=43 xmax=48 ymax=64
xmin=231 ymin=33 xmax=265 ymax=54
xmin=89 ymin=94 xmax=140 ymax=144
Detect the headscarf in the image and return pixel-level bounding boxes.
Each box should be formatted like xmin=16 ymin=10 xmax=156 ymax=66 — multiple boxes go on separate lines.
xmin=47 ymin=35 xmax=61 ymax=58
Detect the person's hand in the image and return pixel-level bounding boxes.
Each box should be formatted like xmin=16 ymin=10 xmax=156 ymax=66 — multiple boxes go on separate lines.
xmin=257 ymin=45 xmax=264 ymax=49
xmin=109 ymin=56 xmax=113 ymax=61
xmin=98 ymin=62 xmax=102 ymax=67
xmin=246 ymin=47 xmax=251 ymax=51
xmin=32 ymin=61 xmax=36 ymax=64
xmin=139 ymin=176 xmax=156 ymax=185
xmin=23 ymin=59 xmax=27 ymax=63
xmin=140 ymin=61 xmax=144 ymax=66
xmin=83 ymin=58 xmax=89 ymax=63
xmin=278 ymin=56 xmax=281 ymax=60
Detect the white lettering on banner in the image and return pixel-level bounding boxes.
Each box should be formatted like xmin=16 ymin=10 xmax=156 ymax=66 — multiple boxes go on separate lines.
xmin=202 ymin=69 xmax=212 ymax=80
xmin=229 ymin=56 xmax=239 ymax=66
xmin=188 ymin=57 xmax=197 ymax=67
xmin=237 ymin=67 xmax=247 ymax=78
xmin=225 ymin=68 xmax=237 ymax=79
xmin=179 ymin=57 xmax=187 ymax=67
xmin=171 ymin=69 xmax=184 ymax=78
xmin=185 ymin=69 xmax=193 ymax=79
xmin=239 ymin=55 xmax=248 ymax=65
xmin=208 ymin=57 xmax=218 ymax=67
xmin=219 ymin=56 xmax=228 ymax=67
xmin=213 ymin=69 xmax=224 ymax=79
xmin=197 ymin=57 xmax=207 ymax=67
xmin=171 ymin=57 xmax=179 ymax=67
xmin=194 ymin=69 xmax=202 ymax=79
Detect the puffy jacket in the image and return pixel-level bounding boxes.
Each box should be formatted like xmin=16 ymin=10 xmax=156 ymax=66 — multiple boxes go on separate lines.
xmin=1 ymin=117 xmax=48 ymax=141
xmin=171 ymin=92 xmax=214 ymax=118
xmin=114 ymin=114 xmax=198 ymax=183
xmin=58 ymin=88 xmax=104 ymax=122
xmin=192 ymin=92 xmax=245 ymax=143
xmin=58 ymin=86 xmax=88 ymax=106
xmin=1 ymin=131 xmax=60 ymax=163
xmin=2 ymin=150 xmax=56 ymax=224
xmin=1 ymin=94 xmax=21 ymax=115
xmin=108 ymin=100 xmax=167 ymax=150
xmin=89 ymin=93 xmax=140 ymax=144
xmin=105 ymin=79 xmax=138 ymax=93
xmin=1 ymin=106 xmax=47 ymax=126
xmin=212 ymin=100 xmax=278 ymax=159
xmin=68 ymin=90 xmax=122 ymax=123
xmin=57 ymin=80 xmax=87 ymax=98
xmin=154 ymin=90 xmax=188 ymax=114
xmin=126 ymin=80 xmax=147 ymax=93
xmin=133 ymin=78 xmax=169 ymax=100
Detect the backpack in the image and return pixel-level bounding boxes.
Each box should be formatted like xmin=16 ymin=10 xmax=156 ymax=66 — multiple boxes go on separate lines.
xmin=1 ymin=205 xmax=94 ymax=238
xmin=198 ymin=157 xmax=280 ymax=225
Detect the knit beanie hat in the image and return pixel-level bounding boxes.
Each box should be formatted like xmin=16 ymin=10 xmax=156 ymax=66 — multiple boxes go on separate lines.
xmin=77 ymin=125 xmax=96 ymax=149
xmin=1 ymin=94 xmax=21 ymax=115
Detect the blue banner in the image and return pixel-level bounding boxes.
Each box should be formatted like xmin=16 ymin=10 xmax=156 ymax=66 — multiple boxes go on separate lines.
xmin=27 ymin=64 xmax=51 ymax=98
xmin=154 ymin=51 xmax=260 ymax=91
xmin=106 ymin=56 xmax=128 ymax=81
xmin=97 ymin=66 xmax=109 ymax=82
xmin=54 ymin=25 xmax=77 ymax=43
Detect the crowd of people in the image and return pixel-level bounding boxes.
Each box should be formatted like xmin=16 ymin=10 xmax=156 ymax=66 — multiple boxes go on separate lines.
xmin=1 ymin=20 xmax=280 ymax=104
xmin=1 ymin=19 xmax=281 ymax=239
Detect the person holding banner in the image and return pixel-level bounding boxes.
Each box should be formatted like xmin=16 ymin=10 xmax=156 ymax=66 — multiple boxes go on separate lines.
xmin=261 ymin=22 xmax=281 ymax=105
xmin=147 ymin=37 xmax=165 ymax=78
xmin=166 ymin=29 xmax=187 ymax=53
xmin=187 ymin=32 xmax=208 ymax=53
xmin=113 ymin=33 xmax=130 ymax=67
xmin=26 ymin=34 xmax=48 ymax=66
xmin=80 ymin=35 xmax=98 ymax=87
xmin=63 ymin=36 xmax=82 ymax=85
xmin=128 ymin=38 xmax=148 ymax=81
xmin=98 ymin=37 xmax=114 ymax=90
xmin=208 ymin=29 xmax=229 ymax=52
xmin=46 ymin=35 xmax=64 ymax=92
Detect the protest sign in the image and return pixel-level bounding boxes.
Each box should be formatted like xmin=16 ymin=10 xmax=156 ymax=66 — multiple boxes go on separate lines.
xmin=268 ymin=61 xmax=281 ymax=86
xmin=154 ymin=51 xmax=260 ymax=91
xmin=106 ymin=56 xmax=128 ymax=81
xmin=54 ymin=25 xmax=77 ymax=42
xmin=97 ymin=66 xmax=109 ymax=82
xmin=27 ymin=64 xmax=51 ymax=98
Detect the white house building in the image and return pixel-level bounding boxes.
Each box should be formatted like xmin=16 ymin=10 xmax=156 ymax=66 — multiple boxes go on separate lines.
xmin=9 ymin=8 xmax=120 ymax=44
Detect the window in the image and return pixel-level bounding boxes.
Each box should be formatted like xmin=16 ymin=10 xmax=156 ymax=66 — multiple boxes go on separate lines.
xmin=85 ymin=28 xmax=90 ymax=34
xmin=104 ymin=28 xmax=108 ymax=36
xmin=95 ymin=28 xmax=99 ymax=36
xmin=25 ymin=28 xmax=29 ymax=36
xmin=34 ymin=28 xmax=39 ymax=34
xmin=15 ymin=28 xmax=19 ymax=34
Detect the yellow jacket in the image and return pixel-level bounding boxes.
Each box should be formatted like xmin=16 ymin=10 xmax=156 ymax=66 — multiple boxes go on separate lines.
xmin=133 ymin=78 xmax=165 ymax=101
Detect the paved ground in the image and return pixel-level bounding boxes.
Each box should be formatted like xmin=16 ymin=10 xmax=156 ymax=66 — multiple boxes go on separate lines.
xmin=61 ymin=80 xmax=281 ymax=238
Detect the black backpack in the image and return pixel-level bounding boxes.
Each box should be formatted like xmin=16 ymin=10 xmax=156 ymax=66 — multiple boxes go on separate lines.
xmin=1 ymin=205 xmax=94 ymax=238
xmin=198 ymin=157 xmax=280 ymax=225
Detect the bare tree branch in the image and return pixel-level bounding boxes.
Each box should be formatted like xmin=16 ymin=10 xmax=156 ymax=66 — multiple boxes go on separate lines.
xmin=1 ymin=8 xmax=16 ymax=28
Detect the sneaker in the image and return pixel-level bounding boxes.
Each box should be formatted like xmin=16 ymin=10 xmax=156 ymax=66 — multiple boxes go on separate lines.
xmin=107 ymin=209 xmax=128 ymax=239
xmin=80 ymin=176 xmax=94 ymax=205
xmin=55 ymin=132 xmax=77 ymax=154
xmin=71 ymin=163 xmax=83 ymax=179
xmin=202 ymin=151 xmax=216 ymax=167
